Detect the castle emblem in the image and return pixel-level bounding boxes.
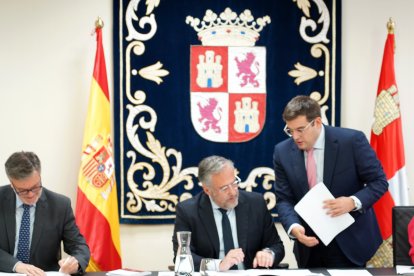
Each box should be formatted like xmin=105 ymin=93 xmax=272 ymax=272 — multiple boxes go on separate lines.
xmin=187 ymin=8 xmax=270 ymax=142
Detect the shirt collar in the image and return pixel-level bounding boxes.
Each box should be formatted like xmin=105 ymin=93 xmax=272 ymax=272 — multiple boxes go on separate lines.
xmin=313 ymin=124 xmax=325 ymax=150
xmin=208 ymin=195 xmax=233 ymax=213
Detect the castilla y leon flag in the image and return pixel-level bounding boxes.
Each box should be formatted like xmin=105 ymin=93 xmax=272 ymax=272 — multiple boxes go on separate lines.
xmin=75 ymin=19 xmax=122 ymax=271
xmin=370 ymin=21 xmax=409 ymax=241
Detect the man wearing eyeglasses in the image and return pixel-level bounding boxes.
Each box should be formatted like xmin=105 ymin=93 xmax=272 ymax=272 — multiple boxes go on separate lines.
xmin=273 ymin=95 xmax=388 ymax=268
xmin=0 ymin=151 xmax=90 ymax=275
xmin=172 ymin=155 xmax=285 ymax=272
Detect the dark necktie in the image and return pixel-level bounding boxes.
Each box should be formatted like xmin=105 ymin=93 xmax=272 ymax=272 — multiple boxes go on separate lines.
xmin=17 ymin=204 xmax=31 ymax=263
xmin=218 ymin=208 xmax=235 ymax=254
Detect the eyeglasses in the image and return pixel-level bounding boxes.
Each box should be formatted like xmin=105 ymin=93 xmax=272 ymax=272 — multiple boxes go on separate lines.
xmin=11 ymin=183 xmax=43 ymax=196
xmin=283 ymin=119 xmax=315 ymax=137
xmin=218 ymin=176 xmax=241 ymax=193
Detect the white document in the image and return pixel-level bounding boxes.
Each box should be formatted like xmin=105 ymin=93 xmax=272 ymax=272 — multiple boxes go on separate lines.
xmin=327 ymin=269 xmax=372 ymax=276
xmin=0 ymin=272 xmax=68 ymax=276
xmin=294 ymin=182 xmax=355 ymax=246
xmin=107 ymin=269 xmax=151 ymax=276
xmin=396 ymin=265 xmax=414 ymax=275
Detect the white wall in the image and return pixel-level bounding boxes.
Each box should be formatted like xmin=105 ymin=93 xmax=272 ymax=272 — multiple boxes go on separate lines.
xmin=0 ymin=0 xmax=413 ymax=271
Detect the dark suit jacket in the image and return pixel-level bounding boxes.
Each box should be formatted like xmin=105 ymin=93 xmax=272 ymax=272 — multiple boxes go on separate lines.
xmin=273 ymin=125 xmax=388 ymax=267
xmin=0 ymin=186 xmax=90 ymax=272
xmin=172 ymin=190 xmax=285 ymax=271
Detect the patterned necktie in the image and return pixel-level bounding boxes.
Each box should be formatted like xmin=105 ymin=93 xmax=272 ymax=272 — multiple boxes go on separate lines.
xmin=306 ymin=148 xmax=317 ymax=189
xmin=17 ymin=204 xmax=31 ymax=263
xmin=218 ymin=208 xmax=235 ymax=255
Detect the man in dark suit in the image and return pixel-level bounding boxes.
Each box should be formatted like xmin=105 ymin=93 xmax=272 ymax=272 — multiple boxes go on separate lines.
xmin=0 ymin=151 xmax=90 ymax=275
xmin=173 ymin=155 xmax=285 ymax=271
xmin=273 ymin=95 xmax=388 ymax=268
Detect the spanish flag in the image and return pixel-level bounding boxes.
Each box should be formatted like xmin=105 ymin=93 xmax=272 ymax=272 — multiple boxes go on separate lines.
xmin=75 ymin=18 xmax=122 ymax=271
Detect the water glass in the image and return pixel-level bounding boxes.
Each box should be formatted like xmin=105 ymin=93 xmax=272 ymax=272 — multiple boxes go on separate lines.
xmin=199 ymin=258 xmax=218 ymax=276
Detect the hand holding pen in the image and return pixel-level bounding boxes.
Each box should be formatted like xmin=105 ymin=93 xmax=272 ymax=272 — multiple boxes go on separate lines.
xmin=58 ymin=255 xmax=79 ymax=274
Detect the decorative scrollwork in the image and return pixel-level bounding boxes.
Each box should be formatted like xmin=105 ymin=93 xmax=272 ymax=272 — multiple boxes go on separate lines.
xmin=125 ymin=0 xmax=158 ymax=41
xmin=288 ymin=62 xmax=318 ymax=85
xmin=137 ymin=61 xmax=169 ymax=85
xmin=294 ymin=0 xmax=330 ymax=44
xmin=240 ymin=167 xmax=276 ymax=209
xmin=123 ymin=0 xmax=200 ymax=218
xmin=288 ymin=43 xmax=332 ymax=125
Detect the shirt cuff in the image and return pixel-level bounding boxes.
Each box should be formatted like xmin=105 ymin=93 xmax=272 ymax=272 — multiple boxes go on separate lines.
xmin=350 ymin=195 xmax=362 ymax=211
xmin=214 ymin=259 xmax=222 ymax=271
xmin=13 ymin=261 xmax=22 ymax=272
xmin=287 ymin=223 xmax=302 ymax=239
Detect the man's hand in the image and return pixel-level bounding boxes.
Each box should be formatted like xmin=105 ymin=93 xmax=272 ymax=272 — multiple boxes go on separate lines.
xmin=58 ymin=255 xmax=80 ymax=274
xmin=291 ymin=225 xmax=319 ymax=247
xmin=252 ymin=249 xmax=274 ymax=268
xmin=219 ymin=248 xmax=244 ymax=271
xmin=323 ymin=196 xmax=354 ymax=217
xmin=15 ymin=262 xmax=45 ymax=276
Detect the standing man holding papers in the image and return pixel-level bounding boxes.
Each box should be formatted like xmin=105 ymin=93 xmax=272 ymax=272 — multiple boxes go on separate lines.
xmin=273 ymin=96 xmax=388 ymax=268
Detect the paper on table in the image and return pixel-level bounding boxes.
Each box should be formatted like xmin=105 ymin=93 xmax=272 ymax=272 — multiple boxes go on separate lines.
xmin=294 ymin=182 xmax=355 ymax=246
xmin=327 ymin=269 xmax=372 ymax=276
xmin=396 ymin=265 xmax=414 ymax=275
xmin=0 ymin=272 xmax=69 ymax=276
xmin=107 ymin=269 xmax=151 ymax=276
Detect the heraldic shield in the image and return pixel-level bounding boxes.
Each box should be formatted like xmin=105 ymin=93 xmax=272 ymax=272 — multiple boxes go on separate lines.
xmin=190 ymin=45 xmax=267 ymax=143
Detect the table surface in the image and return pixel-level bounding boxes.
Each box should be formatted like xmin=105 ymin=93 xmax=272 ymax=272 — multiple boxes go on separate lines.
xmin=91 ymin=267 xmax=400 ymax=275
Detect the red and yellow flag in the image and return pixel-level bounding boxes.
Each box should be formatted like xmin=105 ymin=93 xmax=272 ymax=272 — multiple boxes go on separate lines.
xmin=75 ymin=19 xmax=122 ymax=271
xmin=370 ymin=20 xmax=409 ymax=241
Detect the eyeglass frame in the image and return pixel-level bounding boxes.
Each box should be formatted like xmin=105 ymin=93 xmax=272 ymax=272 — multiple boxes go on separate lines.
xmin=11 ymin=181 xmax=43 ymax=196
xmin=283 ymin=119 xmax=315 ymax=137
xmin=218 ymin=175 xmax=241 ymax=193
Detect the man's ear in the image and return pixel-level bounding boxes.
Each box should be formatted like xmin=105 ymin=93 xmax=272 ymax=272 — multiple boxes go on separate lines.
xmin=202 ymin=185 xmax=211 ymax=196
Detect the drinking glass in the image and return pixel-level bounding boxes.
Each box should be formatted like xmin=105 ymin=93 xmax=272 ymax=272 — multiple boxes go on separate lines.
xmin=199 ymin=258 xmax=218 ymax=276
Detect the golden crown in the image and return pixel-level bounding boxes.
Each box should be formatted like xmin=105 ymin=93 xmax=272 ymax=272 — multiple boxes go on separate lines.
xmin=186 ymin=8 xmax=271 ymax=46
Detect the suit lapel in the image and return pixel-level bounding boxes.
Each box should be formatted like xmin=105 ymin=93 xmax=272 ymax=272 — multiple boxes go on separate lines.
xmin=3 ymin=188 xmax=17 ymax=252
xmin=323 ymin=127 xmax=339 ymax=190
xmin=235 ymin=193 xmax=248 ymax=251
xmin=30 ymin=190 xmax=47 ymax=256
xmin=290 ymin=143 xmax=309 ymax=197
xmin=199 ymin=193 xmax=220 ymax=256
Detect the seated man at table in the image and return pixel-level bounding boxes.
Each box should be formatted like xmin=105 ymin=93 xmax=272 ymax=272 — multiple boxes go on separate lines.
xmin=0 ymin=151 xmax=90 ymax=275
xmin=172 ymin=155 xmax=285 ymax=271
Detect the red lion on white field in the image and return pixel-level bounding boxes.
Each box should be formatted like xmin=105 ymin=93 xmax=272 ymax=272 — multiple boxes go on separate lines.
xmin=197 ymin=98 xmax=222 ymax=133
xmin=235 ymin=52 xmax=260 ymax=88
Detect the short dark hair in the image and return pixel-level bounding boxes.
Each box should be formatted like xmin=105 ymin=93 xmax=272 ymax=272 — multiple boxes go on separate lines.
xmin=282 ymin=95 xmax=321 ymax=122
xmin=5 ymin=151 xmax=41 ymax=180
xmin=198 ymin=155 xmax=234 ymax=187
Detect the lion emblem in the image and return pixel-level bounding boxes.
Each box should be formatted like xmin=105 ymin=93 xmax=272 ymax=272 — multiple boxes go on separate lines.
xmin=235 ymin=52 xmax=260 ymax=88
xmin=197 ymin=97 xmax=222 ymax=133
